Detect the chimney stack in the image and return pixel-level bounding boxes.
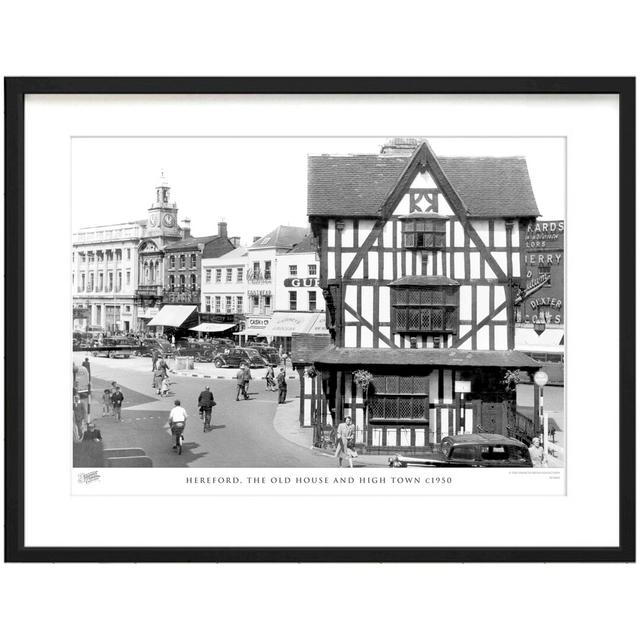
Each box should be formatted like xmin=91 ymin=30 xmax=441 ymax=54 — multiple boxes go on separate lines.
xmin=253 ymin=235 xmax=261 ymax=243
xmin=218 ymin=220 xmax=228 ymax=238
xmin=380 ymin=137 xmax=421 ymax=156
xmin=230 ymin=236 xmax=241 ymax=248
xmin=181 ymin=218 xmax=191 ymax=238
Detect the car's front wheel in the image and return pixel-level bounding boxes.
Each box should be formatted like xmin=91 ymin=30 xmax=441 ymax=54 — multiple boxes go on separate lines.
xmin=214 ymin=358 xmax=223 ymax=368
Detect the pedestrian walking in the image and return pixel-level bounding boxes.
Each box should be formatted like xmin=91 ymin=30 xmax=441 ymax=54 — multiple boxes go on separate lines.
xmin=82 ymin=357 xmax=91 ymax=380
xmin=82 ymin=422 xmax=103 ymax=442
xmin=153 ymin=369 xmax=164 ymax=393
xmin=111 ymin=386 xmax=124 ymax=422
xmin=157 ymin=357 xmax=168 ymax=377
xmin=73 ymin=393 xmax=87 ymax=441
xmin=242 ymin=364 xmax=252 ymax=397
xmin=198 ymin=385 xmax=216 ymax=431
xmin=160 ymin=377 xmax=170 ymax=397
xmin=236 ymin=365 xmax=249 ymax=401
xmin=276 ymin=367 xmax=287 ymax=404
xmin=265 ymin=365 xmax=276 ymax=391
xmin=528 ymin=437 xmax=546 ymax=467
xmin=152 ymin=351 xmax=158 ymax=371
xmin=110 ymin=381 xmax=118 ymax=415
xmin=102 ymin=388 xmax=112 ymax=416
xmin=334 ymin=416 xmax=357 ymax=468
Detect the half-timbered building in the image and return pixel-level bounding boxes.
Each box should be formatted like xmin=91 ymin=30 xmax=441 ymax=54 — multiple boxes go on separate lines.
xmin=304 ymin=139 xmax=542 ymax=451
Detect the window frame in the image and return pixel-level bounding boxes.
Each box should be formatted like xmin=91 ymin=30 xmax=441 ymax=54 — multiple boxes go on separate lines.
xmin=391 ymin=285 xmax=460 ymax=335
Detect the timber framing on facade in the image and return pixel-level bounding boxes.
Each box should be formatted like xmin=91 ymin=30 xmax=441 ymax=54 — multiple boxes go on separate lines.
xmin=300 ymin=139 xmax=542 ymax=452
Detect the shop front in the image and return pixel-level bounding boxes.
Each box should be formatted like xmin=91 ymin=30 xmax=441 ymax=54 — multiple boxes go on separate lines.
xmin=310 ymin=347 xmax=540 ymax=453
xmin=258 ymin=311 xmax=328 ymax=354
xmin=147 ymin=304 xmax=198 ymax=339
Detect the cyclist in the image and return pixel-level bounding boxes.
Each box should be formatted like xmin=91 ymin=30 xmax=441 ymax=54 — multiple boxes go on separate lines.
xmin=197 ymin=385 xmax=216 ymax=432
xmin=168 ymin=399 xmax=188 ymax=454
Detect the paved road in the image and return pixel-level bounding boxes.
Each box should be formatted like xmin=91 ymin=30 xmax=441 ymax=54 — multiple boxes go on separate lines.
xmin=84 ymin=356 xmax=338 ymax=468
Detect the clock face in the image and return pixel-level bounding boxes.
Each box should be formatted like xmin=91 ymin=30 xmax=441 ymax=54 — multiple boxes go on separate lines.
xmin=163 ymin=213 xmax=175 ymax=227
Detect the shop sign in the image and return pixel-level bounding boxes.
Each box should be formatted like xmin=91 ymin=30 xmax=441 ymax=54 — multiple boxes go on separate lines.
xmin=283 ymin=277 xmax=318 ymax=288
xmin=73 ymin=307 xmax=90 ymax=319
xmin=246 ymin=315 xmax=270 ymax=329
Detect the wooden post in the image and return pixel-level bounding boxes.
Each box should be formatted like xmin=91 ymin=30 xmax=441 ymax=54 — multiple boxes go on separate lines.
xmin=336 ymin=370 xmax=344 ymax=424
xmin=298 ymin=367 xmax=304 ymax=427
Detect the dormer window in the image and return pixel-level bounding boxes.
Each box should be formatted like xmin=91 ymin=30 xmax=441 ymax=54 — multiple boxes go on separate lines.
xmin=401 ymin=217 xmax=446 ymax=249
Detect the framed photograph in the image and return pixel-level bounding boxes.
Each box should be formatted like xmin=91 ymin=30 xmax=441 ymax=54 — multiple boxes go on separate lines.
xmin=5 ymin=77 xmax=635 ymax=562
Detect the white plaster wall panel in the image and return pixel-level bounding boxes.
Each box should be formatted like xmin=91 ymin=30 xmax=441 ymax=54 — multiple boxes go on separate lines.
xmin=361 ymin=285 xmax=373 ymax=321
xmin=396 ymin=252 xmax=402 ymax=278
xmin=355 ymin=408 xmax=365 ymax=433
xmin=378 ymin=286 xmax=390 ymax=322
xmin=304 ymin=399 xmax=311 ymax=425
xmin=386 ymin=429 xmax=397 ymax=447
xmin=473 ymin=220 xmax=490 ymax=245
xmin=328 ymin=220 xmax=335 ymax=248
xmin=344 ymin=383 xmax=352 ymax=403
xmin=341 ymin=252 xmax=355 ymax=278
xmin=477 ymin=325 xmax=490 ymax=350
xmin=454 ymin=220 xmax=466 ymax=247
xmin=441 ymin=408 xmax=450 ymax=436
xmin=400 ymin=428 xmax=411 ymax=447
xmin=384 ymin=252 xmax=393 ymax=279
xmin=493 ymin=220 xmax=506 ymax=247
xmin=495 ymin=287 xmax=506 ymax=307
xmin=372 ymin=428 xmax=382 ymax=447
xmin=470 ymin=252 xmax=481 ymax=278
xmin=351 ymin=258 xmax=363 ymax=279
xmin=341 ymin=219 xmax=354 ymax=249
xmin=345 ymin=307 xmax=359 ymax=324
xmin=465 ymin=408 xmax=473 ymax=434
xmin=345 ymin=326 xmax=357 ymax=346
xmin=382 ymin=220 xmax=394 ymax=247
xmin=512 ymin=254 xmax=520 ymax=277
xmin=493 ymin=251 xmax=508 ymax=275
xmin=368 ymin=252 xmax=378 ymax=280
xmin=327 ymin=255 xmax=335 ymax=280
xmin=511 ymin=222 xmax=519 ymax=248
xmin=477 ymin=285 xmax=489 ymax=320
xmin=378 ymin=326 xmax=391 ymax=348
xmin=345 ymin=285 xmax=357 ymax=310
xmin=457 ymin=331 xmax=472 ymax=350
xmin=360 ymin=327 xmax=373 ymax=348
xmin=454 ymin=253 xmax=465 ymax=280
xmin=460 ymin=290 xmax=472 ymax=322
xmin=415 ymin=429 xmax=425 ymax=447
xmin=494 ymin=329 xmax=507 ymax=350
xmin=394 ymin=334 xmax=402 ymax=347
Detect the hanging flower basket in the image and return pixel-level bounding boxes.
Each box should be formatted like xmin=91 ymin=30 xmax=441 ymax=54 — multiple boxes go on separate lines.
xmin=502 ymin=369 xmax=522 ymax=391
xmin=305 ymin=365 xmax=318 ymax=379
xmin=353 ymin=369 xmax=374 ymax=392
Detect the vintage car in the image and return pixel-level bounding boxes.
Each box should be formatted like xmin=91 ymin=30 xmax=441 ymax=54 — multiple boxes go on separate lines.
xmin=134 ymin=338 xmax=176 ymax=358
xmin=174 ymin=342 xmax=215 ymax=362
xmin=388 ymin=434 xmax=533 ymax=468
xmin=212 ymin=347 xmax=267 ymax=369
xmin=250 ymin=345 xmax=280 ymax=366
xmin=90 ymin=337 xmax=135 ymax=359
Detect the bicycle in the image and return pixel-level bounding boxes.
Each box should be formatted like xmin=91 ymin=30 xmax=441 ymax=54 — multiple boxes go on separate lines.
xmin=170 ymin=421 xmax=185 ymax=455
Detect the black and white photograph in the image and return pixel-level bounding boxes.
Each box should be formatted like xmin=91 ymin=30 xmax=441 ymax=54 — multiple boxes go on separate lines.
xmin=71 ymin=136 xmax=565 ymax=474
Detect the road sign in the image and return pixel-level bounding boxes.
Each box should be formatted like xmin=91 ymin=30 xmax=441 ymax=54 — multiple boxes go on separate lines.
xmin=455 ymin=380 xmax=471 ymax=394
xmin=534 ymin=371 xmax=549 ymax=387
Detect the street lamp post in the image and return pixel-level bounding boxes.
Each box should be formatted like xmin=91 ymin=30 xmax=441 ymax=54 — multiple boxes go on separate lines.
xmin=454 ymin=380 xmax=471 ymax=434
xmin=533 ymin=370 xmax=549 ymax=460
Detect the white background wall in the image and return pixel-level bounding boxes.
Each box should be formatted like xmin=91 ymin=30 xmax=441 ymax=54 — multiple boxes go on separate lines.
xmin=2 ymin=4 xmax=637 ymax=640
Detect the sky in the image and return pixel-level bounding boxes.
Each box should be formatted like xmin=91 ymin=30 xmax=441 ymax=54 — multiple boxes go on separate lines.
xmin=72 ymin=137 xmax=565 ymax=244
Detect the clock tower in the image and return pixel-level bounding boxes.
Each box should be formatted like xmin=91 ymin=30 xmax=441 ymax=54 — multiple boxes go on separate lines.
xmin=147 ymin=171 xmax=180 ymax=237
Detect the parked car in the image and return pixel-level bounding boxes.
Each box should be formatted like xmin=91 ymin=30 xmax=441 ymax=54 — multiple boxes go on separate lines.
xmin=251 ymin=345 xmax=280 ymax=366
xmin=212 ymin=347 xmax=267 ymax=369
xmin=175 ymin=342 xmax=215 ymax=362
xmin=91 ymin=337 xmax=135 ymax=359
xmin=388 ymin=434 xmax=533 ymax=468
xmin=134 ymin=338 xmax=176 ymax=358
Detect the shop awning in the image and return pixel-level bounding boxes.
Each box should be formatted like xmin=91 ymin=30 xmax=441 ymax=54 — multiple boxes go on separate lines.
xmin=258 ymin=312 xmax=328 ymax=337
xmin=147 ymin=305 xmax=197 ymax=328
xmin=233 ymin=328 xmax=263 ymax=336
xmin=189 ymin=323 xmax=236 ymax=333
xmin=313 ymin=347 xmax=542 ymax=369
xmin=515 ymin=327 xmax=565 ymax=352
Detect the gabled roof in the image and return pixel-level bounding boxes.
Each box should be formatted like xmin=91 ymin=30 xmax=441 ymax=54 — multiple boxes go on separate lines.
xmin=308 ymin=147 xmax=540 ymax=219
xmin=287 ymin=234 xmax=317 ymax=254
xmin=251 ymin=225 xmax=309 ymax=249
xmin=164 ymin=235 xmax=220 ymax=251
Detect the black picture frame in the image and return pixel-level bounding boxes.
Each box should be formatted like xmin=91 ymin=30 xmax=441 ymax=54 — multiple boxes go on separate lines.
xmin=4 ymin=77 xmax=635 ymax=563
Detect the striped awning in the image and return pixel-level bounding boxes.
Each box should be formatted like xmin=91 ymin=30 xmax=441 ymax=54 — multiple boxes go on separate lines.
xmin=258 ymin=312 xmax=328 ymax=337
